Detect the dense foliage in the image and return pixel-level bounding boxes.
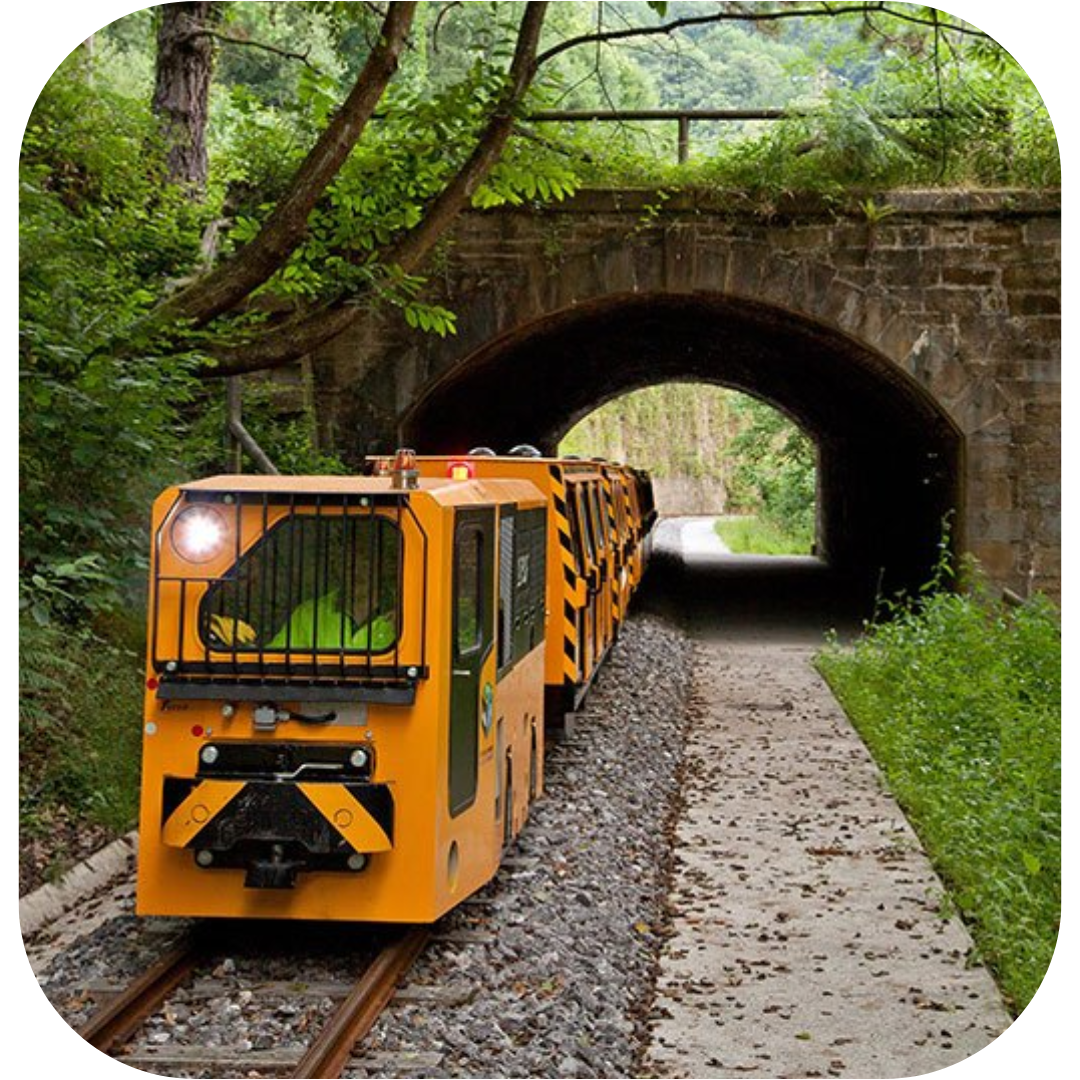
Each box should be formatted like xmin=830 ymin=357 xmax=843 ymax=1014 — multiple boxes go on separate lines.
xmin=539 ymin=1 xmax=1060 ymax=194
xmin=724 ymin=394 xmax=816 ymax=546
xmin=817 ymin=572 xmax=1061 ymax=1014
xmin=19 ymin=616 xmax=144 ymax=860
xmin=20 ymin=59 xmax=209 ymax=623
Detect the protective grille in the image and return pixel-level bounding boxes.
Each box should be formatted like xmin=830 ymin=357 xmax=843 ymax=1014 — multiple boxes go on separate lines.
xmin=152 ymin=490 xmax=427 ymax=690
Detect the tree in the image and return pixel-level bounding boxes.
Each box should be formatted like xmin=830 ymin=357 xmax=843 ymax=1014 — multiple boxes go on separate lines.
xmin=140 ymin=0 xmax=547 ymax=375
xmin=151 ymin=1 xmax=418 ymax=331
xmin=152 ymin=2 xmax=222 ymax=190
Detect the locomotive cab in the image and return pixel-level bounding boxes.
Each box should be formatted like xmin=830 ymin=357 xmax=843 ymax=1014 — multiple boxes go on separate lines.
xmin=136 ymin=469 xmax=547 ymax=923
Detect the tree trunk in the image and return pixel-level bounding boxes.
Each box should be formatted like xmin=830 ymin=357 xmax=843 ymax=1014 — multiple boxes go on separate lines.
xmin=152 ymin=2 xmax=220 ymax=191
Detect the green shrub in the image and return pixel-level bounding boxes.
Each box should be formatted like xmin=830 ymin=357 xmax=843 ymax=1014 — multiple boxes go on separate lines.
xmin=714 ymin=515 xmax=813 ymax=555
xmin=19 ymin=615 xmax=144 ymax=854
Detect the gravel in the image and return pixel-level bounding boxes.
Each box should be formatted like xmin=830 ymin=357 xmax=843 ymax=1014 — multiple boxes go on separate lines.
xmin=28 ymin=612 xmax=694 ymax=1078
xmin=351 ymin=612 xmax=694 ymax=1078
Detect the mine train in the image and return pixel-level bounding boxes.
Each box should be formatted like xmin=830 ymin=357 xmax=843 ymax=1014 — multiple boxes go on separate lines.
xmin=137 ymin=448 xmax=656 ymax=923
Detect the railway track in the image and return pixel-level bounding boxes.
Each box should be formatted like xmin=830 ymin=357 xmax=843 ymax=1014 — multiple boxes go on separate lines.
xmin=79 ymin=933 xmax=207 ymax=1056
xmin=77 ymin=924 xmax=431 ymax=1077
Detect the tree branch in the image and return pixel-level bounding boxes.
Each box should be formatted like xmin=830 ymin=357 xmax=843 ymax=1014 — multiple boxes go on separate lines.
xmin=150 ymin=1 xmax=417 ymax=332
xmin=381 ymin=1 xmax=548 ymax=272
xmin=535 ymin=2 xmax=990 ymax=68
xmin=207 ymin=300 xmax=358 ymax=377
xmin=204 ymin=1 xmax=550 ymax=378
xmin=194 ymin=26 xmax=322 ymax=71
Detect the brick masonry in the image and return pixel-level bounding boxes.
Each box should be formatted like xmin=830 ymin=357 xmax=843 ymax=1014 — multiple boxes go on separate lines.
xmin=311 ymin=189 xmax=1060 ymax=600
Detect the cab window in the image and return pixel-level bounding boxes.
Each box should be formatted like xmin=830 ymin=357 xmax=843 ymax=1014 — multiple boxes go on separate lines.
xmin=201 ymin=513 xmax=400 ymax=654
xmin=454 ymin=524 xmax=484 ymax=655
xmin=589 ymin=485 xmax=607 ymax=550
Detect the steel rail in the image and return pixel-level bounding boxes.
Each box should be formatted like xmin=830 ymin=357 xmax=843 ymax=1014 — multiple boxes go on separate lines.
xmin=292 ymin=925 xmax=430 ymax=1079
xmin=78 ymin=935 xmax=205 ymax=1054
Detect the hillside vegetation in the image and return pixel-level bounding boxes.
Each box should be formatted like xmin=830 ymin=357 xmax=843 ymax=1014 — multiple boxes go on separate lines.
xmin=561 ymin=384 xmax=815 ymax=550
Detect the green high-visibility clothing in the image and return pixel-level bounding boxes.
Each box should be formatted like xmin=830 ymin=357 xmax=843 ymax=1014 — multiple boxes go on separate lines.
xmin=267 ymin=591 xmax=395 ymax=651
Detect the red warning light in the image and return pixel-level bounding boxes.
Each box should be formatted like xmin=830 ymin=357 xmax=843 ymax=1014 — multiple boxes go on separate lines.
xmin=447 ymin=460 xmax=474 ymax=480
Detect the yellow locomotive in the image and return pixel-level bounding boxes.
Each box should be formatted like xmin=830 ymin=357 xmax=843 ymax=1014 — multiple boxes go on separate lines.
xmin=136 ymin=450 xmax=653 ymax=923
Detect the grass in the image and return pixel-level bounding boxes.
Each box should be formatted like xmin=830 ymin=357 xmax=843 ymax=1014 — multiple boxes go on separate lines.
xmin=714 ymin=514 xmax=814 ymax=555
xmin=19 ymin=614 xmax=144 ymax=882
xmin=816 ymin=579 xmax=1061 ymax=1015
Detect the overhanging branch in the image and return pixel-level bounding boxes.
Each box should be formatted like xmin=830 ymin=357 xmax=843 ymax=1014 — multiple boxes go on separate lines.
xmin=203 ymin=2 xmax=550 ymax=378
xmin=150 ymin=2 xmax=417 ymax=332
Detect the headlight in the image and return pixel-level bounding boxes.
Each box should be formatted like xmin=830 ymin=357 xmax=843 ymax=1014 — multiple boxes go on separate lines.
xmin=171 ymin=506 xmax=228 ymax=563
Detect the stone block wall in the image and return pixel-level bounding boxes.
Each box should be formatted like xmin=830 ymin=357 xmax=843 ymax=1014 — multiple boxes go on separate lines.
xmin=312 ymin=189 xmax=1060 ymax=601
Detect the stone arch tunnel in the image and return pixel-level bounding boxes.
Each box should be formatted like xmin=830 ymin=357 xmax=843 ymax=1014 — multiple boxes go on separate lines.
xmin=400 ymin=292 xmax=962 ymax=600
xmin=311 ymin=190 xmax=1060 ymax=601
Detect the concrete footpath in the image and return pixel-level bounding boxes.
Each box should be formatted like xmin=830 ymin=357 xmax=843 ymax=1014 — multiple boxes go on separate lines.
xmin=644 ymin=639 xmax=1013 ymax=1079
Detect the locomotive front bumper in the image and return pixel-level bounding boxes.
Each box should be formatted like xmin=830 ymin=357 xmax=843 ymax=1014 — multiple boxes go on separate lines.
xmin=159 ymin=741 xmax=394 ymax=889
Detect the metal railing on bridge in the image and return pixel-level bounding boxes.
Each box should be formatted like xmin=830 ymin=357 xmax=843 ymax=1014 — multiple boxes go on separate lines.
xmin=526 ymin=106 xmax=1006 ymax=164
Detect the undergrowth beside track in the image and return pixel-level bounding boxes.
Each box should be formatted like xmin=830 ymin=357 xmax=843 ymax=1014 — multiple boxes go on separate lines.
xmin=18 ymin=615 xmax=143 ymax=892
xmin=816 ymin=575 xmax=1061 ymax=1016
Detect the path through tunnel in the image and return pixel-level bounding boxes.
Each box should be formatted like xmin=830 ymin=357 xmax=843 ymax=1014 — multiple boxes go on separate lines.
xmin=402 ymin=292 xmax=962 ymax=616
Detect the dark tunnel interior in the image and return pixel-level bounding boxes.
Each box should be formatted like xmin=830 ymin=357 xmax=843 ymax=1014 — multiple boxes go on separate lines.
xmin=402 ymin=292 xmax=962 ymax=605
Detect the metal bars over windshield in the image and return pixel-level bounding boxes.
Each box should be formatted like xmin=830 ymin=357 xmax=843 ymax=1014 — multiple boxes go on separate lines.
xmin=152 ymin=491 xmax=427 ymax=693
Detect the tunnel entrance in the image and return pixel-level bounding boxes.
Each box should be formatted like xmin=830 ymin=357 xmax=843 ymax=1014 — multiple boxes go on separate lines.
xmin=559 ymin=383 xmax=818 ymax=555
xmin=401 ymin=292 xmax=962 ymax=602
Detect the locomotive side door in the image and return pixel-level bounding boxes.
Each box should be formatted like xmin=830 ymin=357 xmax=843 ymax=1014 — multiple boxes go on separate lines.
xmin=448 ymin=507 xmax=495 ymax=817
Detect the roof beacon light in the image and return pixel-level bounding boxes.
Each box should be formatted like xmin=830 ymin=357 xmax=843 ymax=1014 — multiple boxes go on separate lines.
xmin=371 ymin=456 xmax=392 ymax=477
xmin=391 ymin=448 xmax=419 ymax=490
xmin=448 ymin=460 xmax=475 ymax=481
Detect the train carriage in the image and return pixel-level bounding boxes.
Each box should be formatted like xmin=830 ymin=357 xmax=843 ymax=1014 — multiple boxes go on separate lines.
xmin=405 ymin=452 xmax=654 ymax=724
xmin=137 ymin=461 xmax=547 ymax=923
